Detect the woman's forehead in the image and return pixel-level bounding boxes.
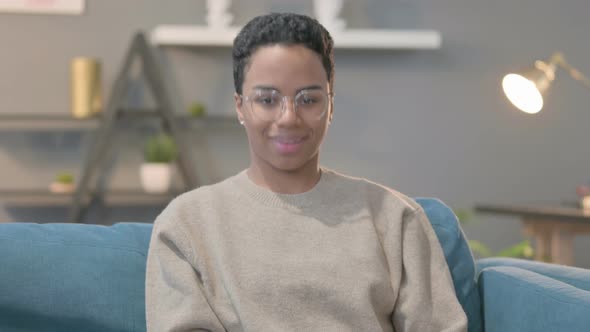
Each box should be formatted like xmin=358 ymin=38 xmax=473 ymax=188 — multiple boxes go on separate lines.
xmin=243 ymin=45 xmax=328 ymax=92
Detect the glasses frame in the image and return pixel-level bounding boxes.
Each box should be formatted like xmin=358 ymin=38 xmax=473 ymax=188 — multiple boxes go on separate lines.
xmin=240 ymin=89 xmax=334 ymax=122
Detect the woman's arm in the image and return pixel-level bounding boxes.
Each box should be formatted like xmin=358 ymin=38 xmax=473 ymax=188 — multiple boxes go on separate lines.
xmin=392 ymin=208 xmax=468 ymax=332
xmin=145 ymin=208 xmax=224 ymax=332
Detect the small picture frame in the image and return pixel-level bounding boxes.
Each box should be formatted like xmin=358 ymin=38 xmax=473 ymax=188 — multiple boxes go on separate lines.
xmin=0 ymin=0 xmax=85 ymax=15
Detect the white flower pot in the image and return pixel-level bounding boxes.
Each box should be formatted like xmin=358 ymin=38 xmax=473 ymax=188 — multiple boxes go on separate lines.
xmin=49 ymin=182 xmax=75 ymax=194
xmin=140 ymin=163 xmax=173 ymax=193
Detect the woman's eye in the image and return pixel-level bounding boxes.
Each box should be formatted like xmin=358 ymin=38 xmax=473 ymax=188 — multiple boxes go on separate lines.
xmin=255 ymin=96 xmax=276 ymax=105
xmin=299 ymin=94 xmax=318 ymax=105
xmin=302 ymin=97 xmax=315 ymax=104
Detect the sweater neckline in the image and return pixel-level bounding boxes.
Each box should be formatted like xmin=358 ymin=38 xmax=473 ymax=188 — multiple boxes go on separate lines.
xmin=232 ymin=168 xmax=332 ymax=210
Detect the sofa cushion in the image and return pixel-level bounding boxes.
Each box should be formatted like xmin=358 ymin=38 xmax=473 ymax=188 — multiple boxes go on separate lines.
xmin=0 ymin=222 xmax=152 ymax=332
xmin=477 ymin=257 xmax=590 ymax=291
xmin=416 ymin=197 xmax=482 ymax=332
xmin=479 ymin=266 xmax=590 ymax=332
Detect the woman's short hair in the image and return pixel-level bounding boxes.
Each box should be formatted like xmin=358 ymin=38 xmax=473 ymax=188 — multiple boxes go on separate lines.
xmin=232 ymin=13 xmax=335 ymax=94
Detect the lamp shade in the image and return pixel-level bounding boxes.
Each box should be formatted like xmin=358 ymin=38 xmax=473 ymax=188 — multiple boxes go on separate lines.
xmin=502 ymin=59 xmax=557 ymax=114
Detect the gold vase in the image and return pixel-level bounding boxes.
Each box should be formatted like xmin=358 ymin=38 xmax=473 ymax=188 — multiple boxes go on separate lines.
xmin=70 ymin=57 xmax=102 ymax=118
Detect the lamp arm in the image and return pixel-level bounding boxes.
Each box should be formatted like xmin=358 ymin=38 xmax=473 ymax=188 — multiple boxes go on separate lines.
xmin=551 ymin=53 xmax=590 ymax=90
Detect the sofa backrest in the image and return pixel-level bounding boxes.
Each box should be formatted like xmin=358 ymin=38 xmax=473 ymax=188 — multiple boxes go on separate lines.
xmin=0 ymin=198 xmax=480 ymax=332
xmin=416 ymin=197 xmax=482 ymax=332
xmin=0 ymin=222 xmax=152 ymax=332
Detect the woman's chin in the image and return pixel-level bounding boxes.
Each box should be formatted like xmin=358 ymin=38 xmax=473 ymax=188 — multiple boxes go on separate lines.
xmin=268 ymin=154 xmax=319 ymax=173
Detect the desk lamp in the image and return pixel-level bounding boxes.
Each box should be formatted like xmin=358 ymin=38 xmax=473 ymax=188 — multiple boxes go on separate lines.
xmin=501 ymin=52 xmax=590 ymax=114
xmin=501 ymin=53 xmax=590 ymax=209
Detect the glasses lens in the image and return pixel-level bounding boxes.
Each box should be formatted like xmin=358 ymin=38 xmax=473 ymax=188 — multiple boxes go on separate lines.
xmin=295 ymin=90 xmax=328 ymax=120
xmin=247 ymin=89 xmax=329 ymax=121
xmin=250 ymin=90 xmax=281 ymax=121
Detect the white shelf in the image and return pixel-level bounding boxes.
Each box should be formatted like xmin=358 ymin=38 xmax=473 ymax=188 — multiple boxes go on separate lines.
xmin=0 ymin=112 xmax=237 ymax=131
xmin=0 ymin=113 xmax=100 ymax=131
xmin=0 ymin=189 xmax=176 ymax=207
xmin=151 ymin=25 xmax=442 ymax=50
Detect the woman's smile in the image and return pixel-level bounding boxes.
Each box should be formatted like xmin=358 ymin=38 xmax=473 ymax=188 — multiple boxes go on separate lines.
xmin=270 ymin=134 xmax=309 ymax=154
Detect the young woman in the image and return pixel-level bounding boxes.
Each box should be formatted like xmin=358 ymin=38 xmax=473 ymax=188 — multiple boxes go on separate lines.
xmin=146 ymin=13 xmax=467 ymax=332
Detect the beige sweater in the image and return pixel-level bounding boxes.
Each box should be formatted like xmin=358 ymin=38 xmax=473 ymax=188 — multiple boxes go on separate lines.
xmin=146 ymin=169 xmax=467 ymax=331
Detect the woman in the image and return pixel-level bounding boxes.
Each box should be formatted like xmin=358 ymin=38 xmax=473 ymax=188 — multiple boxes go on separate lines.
xmin=146 ymin=13 xmax=467 ymax=332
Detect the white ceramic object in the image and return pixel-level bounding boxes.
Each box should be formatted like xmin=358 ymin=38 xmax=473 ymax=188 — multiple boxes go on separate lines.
xmin=582 ymin=196 xmax=590 ymax=210
xmin=49 ymin=182 xmax=75 ymax=194
xmin=206 ymin=0 xmax=233 ymax=29
xmin=313 ymin=0 xmax=346 ymax=33
xmin=140 ymin=163 xmax=173 ymax=193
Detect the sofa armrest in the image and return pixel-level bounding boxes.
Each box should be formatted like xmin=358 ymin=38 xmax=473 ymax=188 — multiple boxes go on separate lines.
xmin=479 ymin=266 xmax=590 ymax=332
xmin=477 ymin=257 xmax=590 ymax=291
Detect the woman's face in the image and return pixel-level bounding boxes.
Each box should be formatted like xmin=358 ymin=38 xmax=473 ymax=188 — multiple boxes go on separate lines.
xmin=235 ymin=44 xmax=332 ymax=173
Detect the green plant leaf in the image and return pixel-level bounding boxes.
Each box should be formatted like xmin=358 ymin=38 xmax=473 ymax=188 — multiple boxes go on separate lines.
xmin=468 ymin=240 xmax=493 ymax=258
xmin=496 ymin=240 xmax=534 ymax=259
xmin=55 ymin=172 xmax=74 ymax=184
xmin=188 ymin=102 xmax=207 ymax=117
xmin=144 ymin=133 xmax=178 ymax=163
xmin=454 ymin=208 xmax=477 ymax=225
xmin=454 ymin=205 xmax=534 ymax=260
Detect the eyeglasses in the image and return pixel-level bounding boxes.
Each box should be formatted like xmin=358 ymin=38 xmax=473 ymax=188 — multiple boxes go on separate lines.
xmin=240 ymin=89 xmax=332 ymax=122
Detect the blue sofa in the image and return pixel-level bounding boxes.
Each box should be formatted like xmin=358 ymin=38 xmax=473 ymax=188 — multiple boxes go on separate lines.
xmin=0 ymin=198 xmax=589 ymax=332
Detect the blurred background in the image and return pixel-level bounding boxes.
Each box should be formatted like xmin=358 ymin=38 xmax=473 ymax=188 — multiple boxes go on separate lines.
xmin=0 ymin=0 xmax=589 ymax=267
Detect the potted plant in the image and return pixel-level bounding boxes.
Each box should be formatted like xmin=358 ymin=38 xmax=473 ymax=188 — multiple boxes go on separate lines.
xmin=50 ymin=171 xmax=75 ymax=194
xmin=454 ymin=208 xmax=534 ymax=260
xmin=140 ymin=133 xmax=178 ymax=193
xmin=188 ymin=102 xmax=207 ymax=118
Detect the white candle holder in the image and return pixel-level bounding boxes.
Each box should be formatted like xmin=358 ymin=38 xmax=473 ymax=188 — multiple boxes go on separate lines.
xmin=206 ymin=0 xmax=233 ymax=29
xmin=313 ymin=0 xmax=347 ymax=33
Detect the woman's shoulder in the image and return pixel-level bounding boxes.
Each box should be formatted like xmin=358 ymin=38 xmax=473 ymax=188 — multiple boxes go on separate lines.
xmin=174 ymin=171 xmax=243 ymax=205
xmin=154 ymin=172 xmax=243 ymax=227
xmin=322 ymin=167 xmax=421 ymax=213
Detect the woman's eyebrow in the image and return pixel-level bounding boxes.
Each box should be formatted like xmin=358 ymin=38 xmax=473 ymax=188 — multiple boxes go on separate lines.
xmin=252 ymin=85 xmax=279 ymax=92
xmin=251 ymin=84 xmax=325 ymax=94
xmin=296 ymin=85 xmax=323 ymax=93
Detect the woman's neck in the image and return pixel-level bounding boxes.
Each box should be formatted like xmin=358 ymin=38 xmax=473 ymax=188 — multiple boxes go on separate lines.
xmin=247 ymin=159 xmax=321 ymax=194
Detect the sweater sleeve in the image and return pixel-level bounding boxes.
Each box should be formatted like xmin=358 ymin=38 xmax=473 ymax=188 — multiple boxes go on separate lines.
xmin=145 ymin=207 xmax=225 ymax=332
xmin=392 ymin=208 xmax=468 ymax=332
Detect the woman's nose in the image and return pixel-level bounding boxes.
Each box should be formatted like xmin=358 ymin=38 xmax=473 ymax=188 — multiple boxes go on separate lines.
xmin=276 ymin=96 xmax=299 ymax=124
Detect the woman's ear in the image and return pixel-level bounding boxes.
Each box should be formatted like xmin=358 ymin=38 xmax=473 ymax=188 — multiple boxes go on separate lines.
xmin=234 ymin=92 xmax=245 ymax=124
xmin=328 ymin=97 xmax=334 ymax=124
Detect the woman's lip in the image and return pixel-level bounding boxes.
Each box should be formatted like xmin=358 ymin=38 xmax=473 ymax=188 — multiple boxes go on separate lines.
xmin=270 ymin=136 xmax=307 ymax=144
xmin=271 ymin=136 xmax=307 ymax=153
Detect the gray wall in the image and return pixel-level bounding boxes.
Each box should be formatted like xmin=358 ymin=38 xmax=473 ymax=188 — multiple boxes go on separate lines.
xmin=1 ymin=0 xmax=590 ymax=267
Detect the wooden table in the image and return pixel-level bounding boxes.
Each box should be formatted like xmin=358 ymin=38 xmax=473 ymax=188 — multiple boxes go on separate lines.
xmin=475 ymin=203 xmax=590 ymax=266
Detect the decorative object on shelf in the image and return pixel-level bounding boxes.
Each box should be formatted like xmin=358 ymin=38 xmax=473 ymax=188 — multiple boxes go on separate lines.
xmin=313 ymin=0 xmax=347 ymax=34
xmin=0 ymin=0 xmax=84 ymax=15
xmin=576 ymin=183 xmax=590 ymax=210
xmin=49 ymin=172 xmax=76 ymax=194
xmin=71 ymin=57 xmax=102 ymax=119
xmin=70 ymin=32 xmax=200 ymax=223
xmin=188 ymin=102 xmax=207 ymax=118
xmin=502 ymin=52 xmax=590 ymax=114
xmin=152 ymin=0 xmax=441 ymax=49
xmin=141 ymin=133 xmax=178 ymax=193
xmin=206 ymin=0 xmax=233 ymax=29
